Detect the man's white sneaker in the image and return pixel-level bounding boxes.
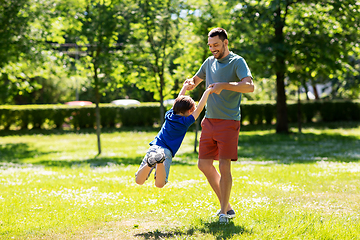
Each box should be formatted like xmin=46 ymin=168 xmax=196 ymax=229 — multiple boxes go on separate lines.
xmin=215 ymin=209 xmax=236 ymax=219
xmin=219 ymin=213 xmax=229 ymax=224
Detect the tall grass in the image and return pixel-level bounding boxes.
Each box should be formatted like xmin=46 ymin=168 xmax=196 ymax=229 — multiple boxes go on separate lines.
xmin=1 ymin=123 xmax=359 ymax=239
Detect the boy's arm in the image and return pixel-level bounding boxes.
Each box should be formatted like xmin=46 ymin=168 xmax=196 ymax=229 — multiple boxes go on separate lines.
xmin=191 ymin=87 xmax=212 ymax=120
xmin=178 ymin=83 xmax=189 ymax=97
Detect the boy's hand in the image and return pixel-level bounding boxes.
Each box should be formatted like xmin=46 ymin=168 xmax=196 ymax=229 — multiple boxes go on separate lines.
xmin=184 ymin=78 xmax=195 ymax=90
xmin=206 ymin=85 xmax=214 ymax=94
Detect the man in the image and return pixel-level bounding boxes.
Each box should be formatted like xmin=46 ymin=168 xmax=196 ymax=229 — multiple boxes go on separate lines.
xmin=185 ymin=27 xmax=254 ymax=224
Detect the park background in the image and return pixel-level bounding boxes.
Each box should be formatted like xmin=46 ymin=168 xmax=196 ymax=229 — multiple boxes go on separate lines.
xmin=1 ymin=0 xmax=360 ymax=239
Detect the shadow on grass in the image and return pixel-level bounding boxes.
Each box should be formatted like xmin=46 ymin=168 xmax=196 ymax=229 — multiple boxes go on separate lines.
xmin=35 ymin=157 xmax=142 ymax=168
xmin=0 ymin=126 xmax=160 ymax=137
xmin=1 ymin=123 xmax=359 ymax=167
xmin=240 ymin=121 xmax=360 ymax=132
xmin=1 ymin=121 xmax=359 ymax=137
xmin=237 ymin=131 xmax=360 ymax=163
xmin=0 ymin=143 xmax=45 ymax=163
xmin=134 ymin=220 xmax=250 ymax=240
xmin=30 ymin=156 xmax=195 ymax=168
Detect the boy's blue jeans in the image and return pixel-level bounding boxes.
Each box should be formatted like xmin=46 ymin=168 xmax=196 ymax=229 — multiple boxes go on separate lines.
xmin=136 ymin=145 xmax=173 ymax=183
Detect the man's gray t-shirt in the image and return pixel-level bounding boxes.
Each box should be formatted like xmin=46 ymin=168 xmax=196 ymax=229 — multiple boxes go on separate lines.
xmin=195 ymin=52 xmax=252 ymax=121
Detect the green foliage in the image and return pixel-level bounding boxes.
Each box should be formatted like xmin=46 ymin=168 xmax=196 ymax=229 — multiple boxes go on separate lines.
xmin=0 ymin=104 xmax=164 ymax=130
xmin=119 ymin=106 xmax=161 ymax=127
xmin=1 ymin=101 xmax=359 ymax=131
xmin=100 ymin=106 xmax=119 ymax=128
xmin=0 ymin=0 xmax=31 ymax=68
xmin=230 ymin=0 xmax=360 ymax=132
xmin=172 ymin=0 xmax=238 ymax=101
xmin=0 ymin=0 xmax=85 ymax=104
xmin=1 ymin=0 xmax=360 ymax=135
xmin=0 ymin=52 xmax=77 ymax=104
xmin=125 ymin=0 xmax=184 ymax=123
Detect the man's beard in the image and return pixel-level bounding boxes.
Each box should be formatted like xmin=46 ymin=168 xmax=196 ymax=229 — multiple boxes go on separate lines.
xmin=213 ymin=44 xmax=225 ymax=59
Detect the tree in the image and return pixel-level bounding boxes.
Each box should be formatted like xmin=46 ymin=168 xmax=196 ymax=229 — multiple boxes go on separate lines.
xmin=230 ymin=0 xmax=360 ymax=133
xmin=75 ymin=0 xmax=132 ymax=154
xmin=0 ymin=0 xmax=79 ymax=104
xmin=0 ymin=0 xmax=31 ymax=69
xmin=173 ymin=0 xmax=237 ymax=151
xmin=126 ymin=0 xmax=182 ymax=124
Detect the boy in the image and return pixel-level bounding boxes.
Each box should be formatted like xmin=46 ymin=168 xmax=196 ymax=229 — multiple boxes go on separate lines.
xmin=135 ymin=83 xmax=213 ymax=188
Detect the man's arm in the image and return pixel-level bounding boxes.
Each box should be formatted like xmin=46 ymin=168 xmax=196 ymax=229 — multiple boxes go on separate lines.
xmin=191 ymin=87 xmax=212 ymax=120
xmin=210 ymin=76 xmax=254 ymax=95
xmin=184 ymin=75 xmax=204 ymax=91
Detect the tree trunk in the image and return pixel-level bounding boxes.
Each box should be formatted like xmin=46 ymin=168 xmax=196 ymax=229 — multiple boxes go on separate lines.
xmin=94 ymin=69 xmax=101 ymax=155
xmin=159 ymin=74 xmax=165 ymax=125
xmin=194 ymin=120 xmax=199 ymax=153
xmin=312 ymin=84 xmax=319 ymax=99
xmin=276 ymin=72 xmax=288 ymax=133
xmin=194 ymin=35 xmax=210 ymax=152
xmin=297 ymin=83 xmax=302 ymax=133
xmin=274 ymin=7 xmax=288 ymax=134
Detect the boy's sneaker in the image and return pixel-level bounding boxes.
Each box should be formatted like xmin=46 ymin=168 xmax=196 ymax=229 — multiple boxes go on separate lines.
xmin=215 ymin=209 xmax=236 ymax=219
xmin=219 ymin=214 xmax=229 ymax=224
xmin=146 ymin=148 xmax=165 ymax=167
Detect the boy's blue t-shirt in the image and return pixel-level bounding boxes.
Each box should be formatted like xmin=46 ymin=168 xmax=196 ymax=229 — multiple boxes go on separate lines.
xmin=150 ymin=109 xmax=195 ymax=157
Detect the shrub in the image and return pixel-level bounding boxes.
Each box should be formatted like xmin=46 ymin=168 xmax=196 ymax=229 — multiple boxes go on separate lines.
xmin=119 ymin=106 xmax=160 ymax=127
xmin=0 ymin=100 xmax=359 ymax=130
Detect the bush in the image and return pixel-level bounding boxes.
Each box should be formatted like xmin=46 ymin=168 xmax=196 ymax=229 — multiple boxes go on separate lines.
xmin=264 ymin=103 xmax=276 ymax=124
xmin=119 ymin=106 xmax=160 ymax=127
xmin=0 ymin=100 xmax=359 ymax=131
xmin=302 ymin=101 xmax=318 ymax=123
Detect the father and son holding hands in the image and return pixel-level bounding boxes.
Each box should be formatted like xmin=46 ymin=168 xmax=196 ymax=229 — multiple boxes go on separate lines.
xmin=135 ymin=27 xmax=254 ymax=224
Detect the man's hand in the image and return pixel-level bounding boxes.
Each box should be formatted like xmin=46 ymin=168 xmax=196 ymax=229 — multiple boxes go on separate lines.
xmin=209 ymin=78 xmax=254 ymax=94
xmin=184 ymin=78 xmax=196 ymax=91
xmin=184 ymin=76 xmax=203 ymax=91
xmin=209 ymin=83 xmax=224 ymax=95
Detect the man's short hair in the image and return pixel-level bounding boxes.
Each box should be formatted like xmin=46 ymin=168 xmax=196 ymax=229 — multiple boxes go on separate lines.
xmin=208 ymin=28 xmax=228 ymax=41
xmin=173 ymin=96 xmax=195 ymax=114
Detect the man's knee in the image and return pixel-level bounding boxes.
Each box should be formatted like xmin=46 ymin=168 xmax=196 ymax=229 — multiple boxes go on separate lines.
xmin=198 ymin=159 xmax=211 ymax=172
xmin=218 ymin=159 xmax=231 ymax=174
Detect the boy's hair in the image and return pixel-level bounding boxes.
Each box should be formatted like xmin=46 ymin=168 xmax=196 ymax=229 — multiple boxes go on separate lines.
xmin=208 ymin=28 xmax=228 ymax=41
xmin=173 ymin=95 xmax=195 ymax=114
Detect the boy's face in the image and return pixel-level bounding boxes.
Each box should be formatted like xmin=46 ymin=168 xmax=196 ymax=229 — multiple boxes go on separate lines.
xmin=184 ymin=105 xmax=196 ymax=117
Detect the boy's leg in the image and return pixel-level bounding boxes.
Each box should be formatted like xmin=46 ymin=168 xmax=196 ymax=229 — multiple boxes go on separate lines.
xmin=135 ymin=149 xmax=156 ymax=185
xmin=135 ymin=164 xmax=152 ymax=185
xmin=154 ymin=147 xmax=172 ymax=188
xmin=154 ymin=163 xmax=166 ymax=188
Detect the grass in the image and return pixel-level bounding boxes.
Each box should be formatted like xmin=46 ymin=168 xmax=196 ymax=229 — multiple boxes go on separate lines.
xmin=0 ymin=122 xmax=360 ymax=239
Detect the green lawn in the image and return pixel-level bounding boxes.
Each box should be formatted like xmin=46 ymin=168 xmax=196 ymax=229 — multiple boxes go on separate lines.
xmin=1 ymin=123 xmax=360 ymax=239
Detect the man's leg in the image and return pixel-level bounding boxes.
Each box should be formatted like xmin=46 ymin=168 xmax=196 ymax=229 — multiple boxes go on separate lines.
xmin=218 ymin=159 xmax=232 ymax=215
xmin=198 ymin=159 xmax=232 ymax=212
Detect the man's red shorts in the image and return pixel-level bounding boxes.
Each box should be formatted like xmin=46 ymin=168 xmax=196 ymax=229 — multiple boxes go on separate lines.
xmin=199 ymin=118 xmax=240 ymax=161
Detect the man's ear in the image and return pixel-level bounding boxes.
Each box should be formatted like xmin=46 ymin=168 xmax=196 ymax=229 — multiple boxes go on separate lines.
xmin=224 ymin=39 xmax=229 ymax=47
